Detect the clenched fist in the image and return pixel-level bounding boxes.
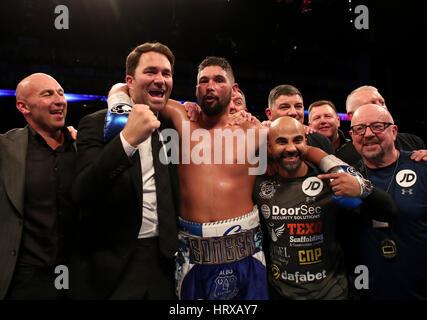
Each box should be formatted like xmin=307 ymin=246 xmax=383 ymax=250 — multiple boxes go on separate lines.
xmin=122 ymin=104 xmax=160 ymax=147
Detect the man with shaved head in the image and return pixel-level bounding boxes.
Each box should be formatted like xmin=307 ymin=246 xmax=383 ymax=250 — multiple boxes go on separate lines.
xmin=253 ymin=116 xmax=397 ymax=300
xmin=0 ymin=73 xmax=77 ymax=299
xmin=342 ymin=86 xmax=426 ymax=163
xmin=348 ymin=104 xmax=427 ymax=299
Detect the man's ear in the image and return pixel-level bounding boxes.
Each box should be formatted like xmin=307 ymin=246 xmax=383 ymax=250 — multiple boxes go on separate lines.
xmin=265 ymin=108 xmax=272 ymax=121
xmin=392 ymin=124 xmax=398 ymax=141
xmin=125 ymin=75 xmax=134 ymax=90
xmin=16 ymin=100 xmax=30 ymax=116
xmin=349 ymin=130 xmax=354 ymax=141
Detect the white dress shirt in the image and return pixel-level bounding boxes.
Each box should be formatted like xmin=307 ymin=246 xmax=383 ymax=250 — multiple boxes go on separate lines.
xmin=120 ymin=131 xmax=159 ymax=238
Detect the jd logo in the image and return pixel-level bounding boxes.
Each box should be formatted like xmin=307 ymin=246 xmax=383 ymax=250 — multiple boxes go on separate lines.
xmin=302 ymin=177 xmax=323 ymax=197
xmin=396 ymin=170 xmax=417 ymax=188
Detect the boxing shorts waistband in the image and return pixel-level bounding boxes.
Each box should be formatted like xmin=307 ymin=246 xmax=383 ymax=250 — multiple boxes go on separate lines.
xmin=183 ymin=227 xmax=260 ymax=265
xmin=178 ymin=206 xmax=262 ymax=265
xmin=178 ymin=206 xmax=260 ymax=237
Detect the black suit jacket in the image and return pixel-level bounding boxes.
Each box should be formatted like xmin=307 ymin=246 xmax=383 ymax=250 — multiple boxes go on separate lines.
xmin=0 ymin=128 xmax=27 ymax=299
xmin=0 ymin=126 xmax=78 ymax=299
xmin=70 ymin=109 xmax=179 ymax=299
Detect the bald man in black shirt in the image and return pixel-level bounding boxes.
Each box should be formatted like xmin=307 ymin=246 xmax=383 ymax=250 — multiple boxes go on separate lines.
xmin=0 ymin=73 xmax=77 ymax=300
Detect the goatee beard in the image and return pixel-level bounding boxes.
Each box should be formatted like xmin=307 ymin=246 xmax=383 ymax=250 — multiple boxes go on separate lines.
xmin=277 ymin=151 xmax=303 ymax=172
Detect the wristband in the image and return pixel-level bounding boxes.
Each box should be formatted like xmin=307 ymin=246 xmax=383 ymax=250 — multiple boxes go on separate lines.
xmin=319 ymin=155 xmax=349 ymax=173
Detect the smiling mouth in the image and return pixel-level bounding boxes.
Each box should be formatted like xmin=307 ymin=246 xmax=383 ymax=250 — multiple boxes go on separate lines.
xmin=50 ymin=110 xmax=63 ymax=116
xmin=283 ymin=156 xmax=299 ymax=162
xmin=362 ymin=143 xmax=380 ymax=151
xmin=281 ymin=152 xmax=301 ymax=162
xmin=149 ymin=90 xmax=165 ymax=99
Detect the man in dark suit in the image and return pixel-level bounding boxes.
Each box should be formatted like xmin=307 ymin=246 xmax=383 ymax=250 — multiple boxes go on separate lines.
xmin=71 ymin=42 xmax=179 ymax=299
xmin=0 ymin=73 xmax=77 ymax=300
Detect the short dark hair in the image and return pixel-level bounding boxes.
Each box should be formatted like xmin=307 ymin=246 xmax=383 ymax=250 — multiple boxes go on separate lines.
xmin=126 ymin=42 xmax=175 ymax=76
xmin=308 ymin=100 xmax=338 ymax=122
xmin=197 ymin=56 xmax=235 ymax=83
xmin=268 ymin=84 xmax=302 ymax=109
xmin=308 ymin=100 xmax=337 ymax=114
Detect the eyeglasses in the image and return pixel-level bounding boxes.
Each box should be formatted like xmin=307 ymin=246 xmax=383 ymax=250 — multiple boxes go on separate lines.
xmin=350 ymin=122 xmax=394 ymax=136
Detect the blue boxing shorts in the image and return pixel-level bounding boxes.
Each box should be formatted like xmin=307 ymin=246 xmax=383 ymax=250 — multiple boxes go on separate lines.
xmin=175 ymin=206 xmax=269 ymax=300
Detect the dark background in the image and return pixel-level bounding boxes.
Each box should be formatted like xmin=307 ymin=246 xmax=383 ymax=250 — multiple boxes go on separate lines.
xmin=0 ymin=0 xmax=425 ymax=142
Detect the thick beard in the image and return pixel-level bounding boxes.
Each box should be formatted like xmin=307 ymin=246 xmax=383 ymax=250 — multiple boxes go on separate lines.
xmin=276 ymin=151 xmax=303 ymax=172
xmin=198 ymin=91 xmax=232 ymax=117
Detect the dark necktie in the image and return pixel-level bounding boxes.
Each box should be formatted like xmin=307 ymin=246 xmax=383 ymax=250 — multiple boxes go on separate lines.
xmin=151 ymin=129 xmax=179 ymax=258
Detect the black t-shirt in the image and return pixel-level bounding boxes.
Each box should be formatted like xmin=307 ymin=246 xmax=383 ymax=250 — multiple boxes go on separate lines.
xmin=307 ymin=132 xmax=335 ymax=155
xmin=253 ymin=163 xmax=348 ymax=299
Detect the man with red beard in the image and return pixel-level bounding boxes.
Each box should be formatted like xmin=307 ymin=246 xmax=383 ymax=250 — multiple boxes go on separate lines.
xmin=253 ymin=116 xmax=397 ymax=300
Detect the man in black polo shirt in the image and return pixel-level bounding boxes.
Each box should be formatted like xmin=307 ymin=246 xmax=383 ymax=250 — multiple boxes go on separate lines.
xmin=0 ymin=73 xmax=77 ymax=300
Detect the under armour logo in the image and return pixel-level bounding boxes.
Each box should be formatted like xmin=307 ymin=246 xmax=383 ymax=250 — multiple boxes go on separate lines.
xmin=306 ymin=196 xmax=316 ymax=203
xmin=401 ymin=188 xmax=413 ymax=195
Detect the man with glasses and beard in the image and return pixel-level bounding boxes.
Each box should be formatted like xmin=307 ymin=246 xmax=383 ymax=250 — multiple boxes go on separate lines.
xmin=347 ymin=104 xmax=427 ymax=299
xmin=253 ymin=116 xmax=397 ymax=300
